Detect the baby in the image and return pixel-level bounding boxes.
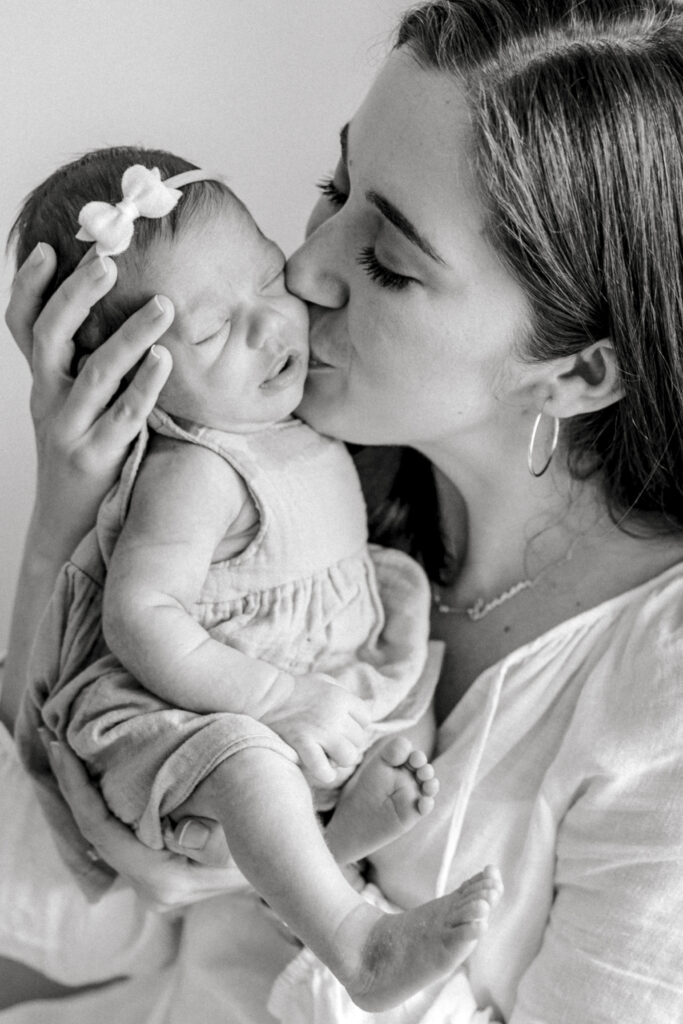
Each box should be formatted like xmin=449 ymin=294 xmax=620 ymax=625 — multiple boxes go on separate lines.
xmin=14 ymin=147 xmax=501 ymax=1012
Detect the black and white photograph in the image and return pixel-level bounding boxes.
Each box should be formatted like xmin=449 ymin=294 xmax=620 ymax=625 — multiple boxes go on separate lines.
xmin=0 ymin=2 xmax=681 ymax=1021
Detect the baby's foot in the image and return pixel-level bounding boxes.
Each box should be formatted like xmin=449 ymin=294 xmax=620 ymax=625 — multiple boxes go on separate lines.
xmin=337 ymin=865 xmax=503 ymax=1012
xmin=325 ymin=736 xmax=439 ymax=865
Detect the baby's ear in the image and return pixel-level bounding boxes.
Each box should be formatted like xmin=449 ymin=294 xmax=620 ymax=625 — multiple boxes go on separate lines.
xmin=544 ymin=339 xmax=624 ymax=419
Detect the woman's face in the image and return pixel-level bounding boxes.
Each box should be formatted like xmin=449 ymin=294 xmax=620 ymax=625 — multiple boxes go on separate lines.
xmin=287 ymin=49 xmax=535 ymax=448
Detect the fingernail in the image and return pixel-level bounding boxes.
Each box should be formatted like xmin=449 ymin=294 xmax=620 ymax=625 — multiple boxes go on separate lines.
xmin=48 ymin=741 xmax=62 ymax=765
xmin=176 ymin=820 xmax=210 ymax=850
xmin=149 ymin=344 xmax=160 ymax=359
xmin=28 ymin=243 xmax=46 ymax=267
xmin=152 ymin=295 xmax=167 ymax=317
xmin=92 ymin=256 xmax=109 ymax=279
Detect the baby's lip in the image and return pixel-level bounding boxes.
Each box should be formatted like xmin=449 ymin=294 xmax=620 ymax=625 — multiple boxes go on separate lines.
xmin=263 ymin=349 xmax=291 ymax=382
xmin=260 ymin=348 xmax=307 ymax=391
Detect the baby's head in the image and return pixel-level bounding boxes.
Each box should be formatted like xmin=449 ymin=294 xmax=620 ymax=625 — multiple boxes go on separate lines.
xmin=11 ymin=146 xmax=309 ymax=431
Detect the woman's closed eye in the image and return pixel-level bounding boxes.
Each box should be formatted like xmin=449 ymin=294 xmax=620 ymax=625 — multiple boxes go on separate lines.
xmin=356 ymin=247 xmax=415 ymax=291
xmin=316 ymin=175 xmax=347 ymax=209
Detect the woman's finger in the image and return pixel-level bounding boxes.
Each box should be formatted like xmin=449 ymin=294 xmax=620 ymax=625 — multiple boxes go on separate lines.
xmin=43 ymin=741 xmax=244 ymax=909
xmin=31 ymin=255 xmax=117 ymax=393
xmin=67 ymin=296 xmax=174 ymax=439
xmin=44 ymin=741 xmax=130 ymax=851
xmin=165 ymin=816 xmax=232 ymax=868
xmin=91 ymin=343 xmax=173 ymax=456
xmin=5 ymin=243 xmax=58 ymax=365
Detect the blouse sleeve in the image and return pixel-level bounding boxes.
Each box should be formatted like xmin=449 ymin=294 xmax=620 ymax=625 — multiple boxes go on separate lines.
xmin=509 ymin=615 xmax=683 ymax=1023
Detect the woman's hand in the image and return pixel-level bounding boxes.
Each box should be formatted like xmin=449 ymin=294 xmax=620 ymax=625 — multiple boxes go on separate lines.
xmin=1 ymin=243 xmax=175 ymax=728
xmin=44 ymin=739 xmax=237 ymax=911
xmin=7 ymin=243 xmax=174 ymax=558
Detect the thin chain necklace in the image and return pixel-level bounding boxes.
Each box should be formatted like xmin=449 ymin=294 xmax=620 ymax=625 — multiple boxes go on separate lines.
xmin=432 ymin=538 xmax=578 ymax=622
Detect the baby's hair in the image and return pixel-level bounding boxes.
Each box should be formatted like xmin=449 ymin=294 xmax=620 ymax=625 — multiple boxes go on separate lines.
xmin=9 ymin=145 xmax=236 ymax=355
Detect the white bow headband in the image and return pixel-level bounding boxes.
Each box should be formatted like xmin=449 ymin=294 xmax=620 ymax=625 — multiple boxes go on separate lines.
xmin=76 ymin=165 xmax=224 ymax=256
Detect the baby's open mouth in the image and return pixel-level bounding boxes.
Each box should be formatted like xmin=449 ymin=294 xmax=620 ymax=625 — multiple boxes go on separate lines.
xmin=261 ymin=351 xmax=302 ymax=389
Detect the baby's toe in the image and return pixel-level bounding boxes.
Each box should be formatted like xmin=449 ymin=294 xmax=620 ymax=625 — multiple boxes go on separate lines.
xmin=420 ymin=776 xmax=439 ymax=797
xmin=407 ymin=749 xmax=428 ymax=771
xmin=461 ymin=897 xmax=492 ymax=922
xmin=382 ymin=736 xmax=413 ymax=767
xmin=417 ymin=794 xmax=435 ymax=816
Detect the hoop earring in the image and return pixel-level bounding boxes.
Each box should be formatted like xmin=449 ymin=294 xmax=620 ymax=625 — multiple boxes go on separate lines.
xmin=527 ymin=406 xmax=560 ymax=477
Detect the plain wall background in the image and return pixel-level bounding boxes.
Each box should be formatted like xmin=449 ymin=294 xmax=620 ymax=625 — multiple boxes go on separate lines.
xmin=0 ymin=0 xmax=408 ymax=648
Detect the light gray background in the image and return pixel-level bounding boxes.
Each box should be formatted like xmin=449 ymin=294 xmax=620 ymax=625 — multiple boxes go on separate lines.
xmin=0 ymin=0 xmax=408 ymax=647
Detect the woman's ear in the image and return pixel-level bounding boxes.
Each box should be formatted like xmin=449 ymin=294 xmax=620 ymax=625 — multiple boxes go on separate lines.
xmin=544 ymin=339 xmax=624 ymax=418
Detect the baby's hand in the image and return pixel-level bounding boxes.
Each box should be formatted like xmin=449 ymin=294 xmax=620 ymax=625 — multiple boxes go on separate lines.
xmin=261 ymin=675 xmax=371 ymax=785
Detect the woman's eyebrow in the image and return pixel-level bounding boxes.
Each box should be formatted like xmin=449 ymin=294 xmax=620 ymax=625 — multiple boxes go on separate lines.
xmin=340 ymin=121 xmax=446 ymax=266
xmin=367 ymin=191 xmax=446 ymax=265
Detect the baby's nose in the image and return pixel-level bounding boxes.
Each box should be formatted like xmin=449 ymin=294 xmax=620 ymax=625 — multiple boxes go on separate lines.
xmin=247 ymin=308 xmax=284 ymax=349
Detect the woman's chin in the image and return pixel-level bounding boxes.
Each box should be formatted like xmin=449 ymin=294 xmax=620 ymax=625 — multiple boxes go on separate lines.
xmin=297 ymin=375 xmax=389 ymax=445
xmin=295 ymin=379 xmax=336 ymax=431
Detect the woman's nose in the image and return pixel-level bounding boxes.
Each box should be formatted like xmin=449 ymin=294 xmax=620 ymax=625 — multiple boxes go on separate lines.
xmin=286 ymin=215 xmax=349 ymax=310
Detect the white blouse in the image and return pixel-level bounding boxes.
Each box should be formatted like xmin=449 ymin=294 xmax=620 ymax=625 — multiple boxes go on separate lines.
xmin=1 ymin=562 xmax=682 ymax=1023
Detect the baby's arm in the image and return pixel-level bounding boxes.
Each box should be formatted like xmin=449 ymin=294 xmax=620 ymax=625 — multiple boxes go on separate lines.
xmin=103 ymin=436 xmax=294 ymax=718
xmin=105 ymin=435 xmax=372 ymax=783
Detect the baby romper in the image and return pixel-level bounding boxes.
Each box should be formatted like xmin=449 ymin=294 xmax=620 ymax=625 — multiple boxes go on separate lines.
xmin=18 ymin=411 xmax=434 ymax=897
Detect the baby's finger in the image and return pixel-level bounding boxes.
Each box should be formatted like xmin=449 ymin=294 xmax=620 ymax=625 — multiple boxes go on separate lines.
xmin=349 ymin=702 xmax=372 ymax=730
xmin=68 ymin=296 xmax=174 ymax=437
xmin=296 ymin=738 xmax=336 ymax=785
xmin=334 ymin=715 xmax=367 ymax=751
xmin=5 ymin=243 xmax=57 ymax=365
xmin=324 ymin=735 xmax=362 ymax=768
xmin=31 ymin=255 xmax=117 ymax=393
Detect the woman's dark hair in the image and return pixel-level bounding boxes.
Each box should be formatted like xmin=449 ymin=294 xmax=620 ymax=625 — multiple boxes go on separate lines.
xmin=365 ymin=0 xmax=683 ymax=576
xmin=9 ymin=145 xmax=234 ymax=356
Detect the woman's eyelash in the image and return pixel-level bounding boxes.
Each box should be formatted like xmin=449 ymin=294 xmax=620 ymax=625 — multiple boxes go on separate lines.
xmin=315 ymin=179 xmax=413 ymax=291
xmin=316 ymin=176 xmax=347 ymax=208
xmin=356 ymin=246 xmax=412 ymax=291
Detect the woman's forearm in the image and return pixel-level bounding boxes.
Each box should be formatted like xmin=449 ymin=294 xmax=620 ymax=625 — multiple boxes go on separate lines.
xmin=0 ymin=511 xmax=71 ymax=731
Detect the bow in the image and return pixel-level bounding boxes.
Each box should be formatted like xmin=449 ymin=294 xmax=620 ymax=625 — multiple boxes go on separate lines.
xmin=76 ymin=165 xmax=183 ymax=256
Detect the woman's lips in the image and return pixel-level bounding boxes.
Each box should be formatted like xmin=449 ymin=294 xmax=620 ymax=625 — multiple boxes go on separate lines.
xmin=307 ymin=346 xmax=339 ymax=369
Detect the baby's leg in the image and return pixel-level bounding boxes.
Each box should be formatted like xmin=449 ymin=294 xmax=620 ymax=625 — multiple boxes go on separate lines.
xmin=326 ymin=709 xmax=438 ymax=864
xmin=325 ymin=736 xmax=438 ymax=864
xmin=195 ymin=747 xmax=502 ymax=1012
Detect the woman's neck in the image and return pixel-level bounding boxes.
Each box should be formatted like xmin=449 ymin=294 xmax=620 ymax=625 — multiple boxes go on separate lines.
xmin=420 ymin=437 xmax=683 ymax=610
xmin=422 ymin=439 xmax=588 ymax=595
xmin=419 ymin=440 xmax=683 ymax=722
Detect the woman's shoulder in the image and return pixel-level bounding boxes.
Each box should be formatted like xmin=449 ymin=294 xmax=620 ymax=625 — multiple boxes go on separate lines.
xmin=570 ymin=559 xmax=683 ymax=772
